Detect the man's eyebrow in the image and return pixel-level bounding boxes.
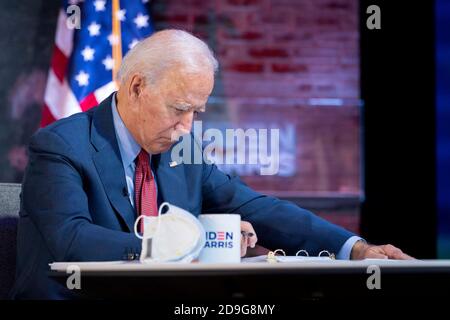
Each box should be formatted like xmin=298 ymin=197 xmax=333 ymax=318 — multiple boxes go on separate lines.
xmin=172 ymin=103 xmax=205 ymax=112
xmin=172 ymin=103 xmax=191 ymax=110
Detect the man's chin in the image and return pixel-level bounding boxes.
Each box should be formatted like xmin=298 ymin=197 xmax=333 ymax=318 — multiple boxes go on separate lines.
xmin=151 ymin=141 xmax=174 ymax=154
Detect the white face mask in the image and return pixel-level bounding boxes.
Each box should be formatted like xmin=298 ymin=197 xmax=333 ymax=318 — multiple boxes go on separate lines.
xmin=134 ymin=202 xmax=205 ymax=263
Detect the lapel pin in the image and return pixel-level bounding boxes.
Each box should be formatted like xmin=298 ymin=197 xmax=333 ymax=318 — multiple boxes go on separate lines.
xmin=169 ymin=161 xmax=178 ymax=167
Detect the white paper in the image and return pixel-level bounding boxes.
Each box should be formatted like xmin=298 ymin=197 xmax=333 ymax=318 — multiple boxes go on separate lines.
xmin=241 ymin=255 xmax=334 ymax=263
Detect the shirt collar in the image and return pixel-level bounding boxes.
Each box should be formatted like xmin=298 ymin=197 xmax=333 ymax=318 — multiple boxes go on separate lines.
xmin=111 ymin=93 xmax=141 ymax=169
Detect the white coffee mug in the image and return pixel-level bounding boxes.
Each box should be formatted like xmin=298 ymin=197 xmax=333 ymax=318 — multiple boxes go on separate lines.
xmin=198 ymin=214 xmax=241 ymax=263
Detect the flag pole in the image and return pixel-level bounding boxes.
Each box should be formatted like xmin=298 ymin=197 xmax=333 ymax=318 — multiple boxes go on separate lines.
xmin=112 ymin=0 xmax=122 ymax=86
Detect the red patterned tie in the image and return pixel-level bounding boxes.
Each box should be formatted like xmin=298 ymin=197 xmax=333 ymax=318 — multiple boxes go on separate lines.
xmin=134 ymin=149 xmax=158 ymax=232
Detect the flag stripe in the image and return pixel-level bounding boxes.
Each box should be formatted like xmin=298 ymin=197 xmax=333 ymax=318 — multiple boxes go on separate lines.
xmin=50 ymin=45 xmax=69 ymax=83
xmin=80 ymin=93 xmax=98 ymax=112
xmin=94 ymin=81 xmax=118 ymax=103
xmin=55 ymin=9 xmax=73 ymax=57
xmin=44 ymin=69 xmax=81 ymax=119
xmin=40 ymin=104 xmax=57 ymax=127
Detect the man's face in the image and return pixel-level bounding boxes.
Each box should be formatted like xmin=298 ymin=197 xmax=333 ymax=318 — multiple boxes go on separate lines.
xmin=126 ymin=67 xmax=214 ymax=154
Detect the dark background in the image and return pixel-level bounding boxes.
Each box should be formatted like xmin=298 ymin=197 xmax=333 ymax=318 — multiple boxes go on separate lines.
xmin=360 ymin=0 xmax=437 ymax=258
xmin=436 ymin=0 xmax=450 ymax=259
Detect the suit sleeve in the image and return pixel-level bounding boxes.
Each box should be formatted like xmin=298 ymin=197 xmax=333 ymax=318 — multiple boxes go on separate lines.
xmin=201 ymin=162 xmax=356 ymax=256
xmin=21 ymin=129 xmax=141 ymax=262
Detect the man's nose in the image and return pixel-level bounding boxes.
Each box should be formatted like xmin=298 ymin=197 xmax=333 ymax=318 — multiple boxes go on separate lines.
xmin=178 ymin=111 xmax=194 ymax=133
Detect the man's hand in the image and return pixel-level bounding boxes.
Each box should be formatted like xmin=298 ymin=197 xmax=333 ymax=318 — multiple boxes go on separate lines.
xmin=240 ymin=221 xmax=258 ymax=257
xmin=350 ymin=240 xmax=414 ymax=260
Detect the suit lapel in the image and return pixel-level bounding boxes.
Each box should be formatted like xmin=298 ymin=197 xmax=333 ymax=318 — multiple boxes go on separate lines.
xmin=90 ymin=94 xmax=136 ymax=232
xmin=153 ymin=151 xmax=190 ymax=211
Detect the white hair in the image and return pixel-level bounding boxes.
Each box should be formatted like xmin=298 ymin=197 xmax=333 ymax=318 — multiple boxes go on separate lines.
xmin=117 ymin=29 xmax=219 ymax=85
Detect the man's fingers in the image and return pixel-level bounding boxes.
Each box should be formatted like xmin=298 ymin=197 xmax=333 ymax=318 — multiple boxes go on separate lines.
xmin=240 ymin=221 xmax=258 ymax=248
xmin=241 ymin=232 xmax=256 ymax=249
xmin=382 ymin=244 xmax=414 ymax=260
xmin=353 ymin=242 xmax=414 ymax=260
xmin=240 ymin=236 xmax=247 ymax=257
xmin=393 ymin=252 xmax=414 ymax=260
xmin=366 ymin=251 xmax=388 ymax=259
xmin=247 ymin=233 xmax=257 ymax=248
xmin=382 ymin=244 xmax=402 ymax=259
xmin=365 ymin=246 xmax=388 ymax=259
xmin=402 ymin=252 xmax=415 ymax=259
xmin=240 ymin=220 xmax=258 ymax=257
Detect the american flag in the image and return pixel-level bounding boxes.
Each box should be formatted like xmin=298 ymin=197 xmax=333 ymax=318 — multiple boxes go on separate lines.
xmin=217 ymin=232 xmax=225 ymax=241
xmin=41 ymin=0 xmax=153 ymax=126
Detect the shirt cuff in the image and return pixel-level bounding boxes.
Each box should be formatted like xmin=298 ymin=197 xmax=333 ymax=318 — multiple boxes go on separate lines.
xmin=336 ymin=236 xmax=365 ymax=260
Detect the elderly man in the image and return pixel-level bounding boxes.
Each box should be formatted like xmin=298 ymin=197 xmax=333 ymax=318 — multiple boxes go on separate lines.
xmin=11 ymin=30 xmax=411 ymax=300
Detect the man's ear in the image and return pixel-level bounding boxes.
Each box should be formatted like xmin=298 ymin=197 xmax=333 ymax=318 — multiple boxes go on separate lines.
xmin=128 ymin=74 xmax=146 ymax=100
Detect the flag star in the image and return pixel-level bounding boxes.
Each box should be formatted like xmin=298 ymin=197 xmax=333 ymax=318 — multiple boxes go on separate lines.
xmin=81 ymin=46 xmax=95 ymax=61
xmin=134 ymin=13 xmax=149 ymax=28
xmin=75 ymin=70 xmax=89 ymax=86
xmin=88 ymin=22 xmax=101 ymax=36
xmin=107 ymin=34 xmax=119 ymax=45
xmin=93 ymin=0 xmax=106 ymax=12
xmin=116 ymin=9 xmax=126 ymax=21
xmin=128 ymin=39 xmax=139 ymax=49
xmin=102 ymin=55 xmax=114 ymax=70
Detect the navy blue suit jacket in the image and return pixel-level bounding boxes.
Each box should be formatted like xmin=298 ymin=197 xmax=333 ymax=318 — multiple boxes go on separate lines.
xmin=10 ymin=94 xmax=354 ymax=299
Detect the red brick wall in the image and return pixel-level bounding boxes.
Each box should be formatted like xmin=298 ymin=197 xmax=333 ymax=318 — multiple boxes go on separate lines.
xmin=151 ymin=0 xmax=361 ymax=232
